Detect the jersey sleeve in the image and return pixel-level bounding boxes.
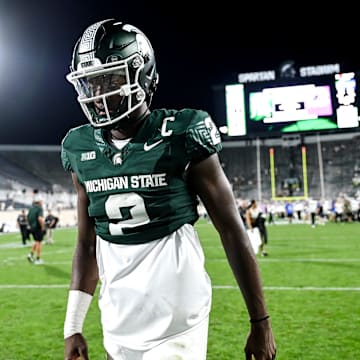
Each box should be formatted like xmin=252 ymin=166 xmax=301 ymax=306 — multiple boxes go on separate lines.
xmin=185 ymin=110 xmax=222 ymax=162
xmin=60 ymin=124 xmax=96 ymax=175
xmin=61 ymin=129 xmax=75 ymax=172
xmin=61 ymin=147 xmax=73 ymax=172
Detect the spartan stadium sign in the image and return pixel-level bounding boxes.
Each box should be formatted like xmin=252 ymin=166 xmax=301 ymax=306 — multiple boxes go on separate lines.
xmin=299 ymin=63 xmax=340 ymax=77
xmin=237 ymin=63 xmax=340 ymax=83
xmin=238 ymin=70 xmax=276 ymax=83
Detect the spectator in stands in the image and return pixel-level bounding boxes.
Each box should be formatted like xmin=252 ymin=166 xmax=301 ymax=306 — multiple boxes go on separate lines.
xmin=246 ymin=199 xmax=269 ymax=256
xmin=44 ymin=210 xmax=59 ymax=244
xmin=27 ymin=196 xmax=45 ymax=264
xmin=16 ymin=209 xmax=30 ymax=245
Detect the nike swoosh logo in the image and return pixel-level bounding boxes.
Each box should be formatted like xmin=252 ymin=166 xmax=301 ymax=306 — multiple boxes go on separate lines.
xmin=144 ymin=139 xmax=164 ymax=151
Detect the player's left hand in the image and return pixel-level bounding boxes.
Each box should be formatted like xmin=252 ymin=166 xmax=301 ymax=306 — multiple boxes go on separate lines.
xmin=244 ymin=318 xmax=276 ymax=360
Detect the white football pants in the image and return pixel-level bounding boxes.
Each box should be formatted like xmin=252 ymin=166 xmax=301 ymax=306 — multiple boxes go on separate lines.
xmin=105 ymin=316 xmax=209 ymax=360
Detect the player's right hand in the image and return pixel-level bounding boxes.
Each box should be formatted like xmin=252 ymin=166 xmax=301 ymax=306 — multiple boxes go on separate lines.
xmin=64 ymin=333 xmax=89 ymax=360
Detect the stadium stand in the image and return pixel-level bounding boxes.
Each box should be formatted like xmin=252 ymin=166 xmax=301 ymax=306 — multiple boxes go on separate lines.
xmin=0 ymin=146 xmax=73 ymax=192
xmin=0 ymin=154 xmax=53 ymax=192
xmin=219 ymin=132 xmax=360 ymax=201
xmin=0 ymin=145 xmax=75 ymax=212
xmin=0 ymin=133 xmax=359 ymax=227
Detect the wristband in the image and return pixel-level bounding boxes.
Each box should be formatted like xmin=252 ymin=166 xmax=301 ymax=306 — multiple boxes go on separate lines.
xmin=64 ymin=290 xmax=93 ymax=339
xmin=250 ymin=315 xmax=270 ymax=323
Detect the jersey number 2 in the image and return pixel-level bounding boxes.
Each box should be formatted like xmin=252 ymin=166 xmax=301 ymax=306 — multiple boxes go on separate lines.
xmin=105 ymin=193 xmax=150 ymax=235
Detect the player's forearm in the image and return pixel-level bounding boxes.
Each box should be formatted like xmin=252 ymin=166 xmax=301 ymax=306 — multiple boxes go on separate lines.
xmin=70 ymin=268 xmax=98 ymax=295
xmin=39 ymin=217 xmax=45 ymax=231
xmin=221 ymin=231 xmax=269 ymax=319
xmin=64 ymin=290 xmax=93 ymax=338
xmin=69 ymin=240 xmax=99 ymax=294
xmin=72 ymin=192 xmax=98 ymax=293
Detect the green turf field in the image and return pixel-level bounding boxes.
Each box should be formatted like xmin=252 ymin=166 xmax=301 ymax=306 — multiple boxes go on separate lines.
xmin=0 ymin=220 xmax=359 ymax=359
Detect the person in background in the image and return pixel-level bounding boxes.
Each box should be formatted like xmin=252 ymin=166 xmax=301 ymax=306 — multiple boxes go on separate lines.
xmin=17 ymin=209 xmax=30 ymax=245
xmin=317 ymin=200 xmax=326 ymax=225
xmin=238 ymin=199 xmax=248 ymax=226
xmin=27 ymin=196 xmax=45 ymax=264
xmin=343 ymin=196 xmax=353 ymax=222
xmin=267 ymin=201 xmax=276 ymax=225
xmin=308 ymin=198 xmax=319 ymax=228
xmin=44 ymin=210 xmax=59 ymax=244
xmin=294 ymin=201 xmax=304 ymax=221
xmin=246 ymin=199 xmax=269 ymax=256
xmin=62 ymin=19 xmax=276 ymax=360
xmin=285 ymin=201 xmax=294 ymax=224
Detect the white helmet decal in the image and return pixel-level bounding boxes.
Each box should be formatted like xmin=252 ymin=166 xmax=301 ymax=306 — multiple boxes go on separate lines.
xmin=136 ymin=33 xmax=152 ymax=58
xmin=78 ymin=19 xmax=112 ymax=64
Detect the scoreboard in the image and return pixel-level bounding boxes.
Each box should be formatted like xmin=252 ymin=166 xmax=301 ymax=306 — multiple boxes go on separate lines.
xmin=213 ymin=63 xmax=360 ymax=139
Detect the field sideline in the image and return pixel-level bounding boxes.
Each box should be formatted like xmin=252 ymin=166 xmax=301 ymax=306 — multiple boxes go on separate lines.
xmin=0 ymin=220 xmax=359 ymax=359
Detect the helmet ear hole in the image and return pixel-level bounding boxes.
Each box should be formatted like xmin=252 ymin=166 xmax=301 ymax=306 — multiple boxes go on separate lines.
xmin=150 ymin=73 xmax=159 ymax=92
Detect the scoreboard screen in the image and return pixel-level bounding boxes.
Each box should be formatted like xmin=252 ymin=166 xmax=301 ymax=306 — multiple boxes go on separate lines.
xmin=214 ymin=70 xmax=360 ymax=138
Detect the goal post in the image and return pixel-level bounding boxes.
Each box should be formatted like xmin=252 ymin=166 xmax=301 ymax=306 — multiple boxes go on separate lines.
xmin=269 ymin=145 xmax=309 ymax=201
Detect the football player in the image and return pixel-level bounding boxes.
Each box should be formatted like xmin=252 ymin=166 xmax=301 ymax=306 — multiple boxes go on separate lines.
xmin=62 ymin=19 xmax=276 ymax=360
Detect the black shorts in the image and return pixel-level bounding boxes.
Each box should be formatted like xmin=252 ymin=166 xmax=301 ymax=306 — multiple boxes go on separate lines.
xmin=30 ymin=229 xmax=44 ymax=242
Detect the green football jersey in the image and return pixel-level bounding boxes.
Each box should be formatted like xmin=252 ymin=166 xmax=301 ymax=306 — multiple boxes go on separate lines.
xmin=61 ymin=108 xmax=222 ymax=244
xmin=27 ymin=204 xmax=43 ymax=230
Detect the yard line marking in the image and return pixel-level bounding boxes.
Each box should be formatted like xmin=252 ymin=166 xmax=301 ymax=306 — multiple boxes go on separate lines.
xmin=0 ymin=284 xmax=359 ymax=291
xmin=0 ymin=284 xmax=69 ymax=288
xmin=2 ymin=257 xmax=360 ymax=265
xmin=213 ymin=286 xmax=360 ymax=291
xmin=264 ymin=286 xmax=360 ymax=291
xmin=0 ymin=249 xmax=75 ymax=264
xmin=203 ymin=243 xmax=358 ymax=250
xmin=208 ymin=258 xmax=360 ymax=262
